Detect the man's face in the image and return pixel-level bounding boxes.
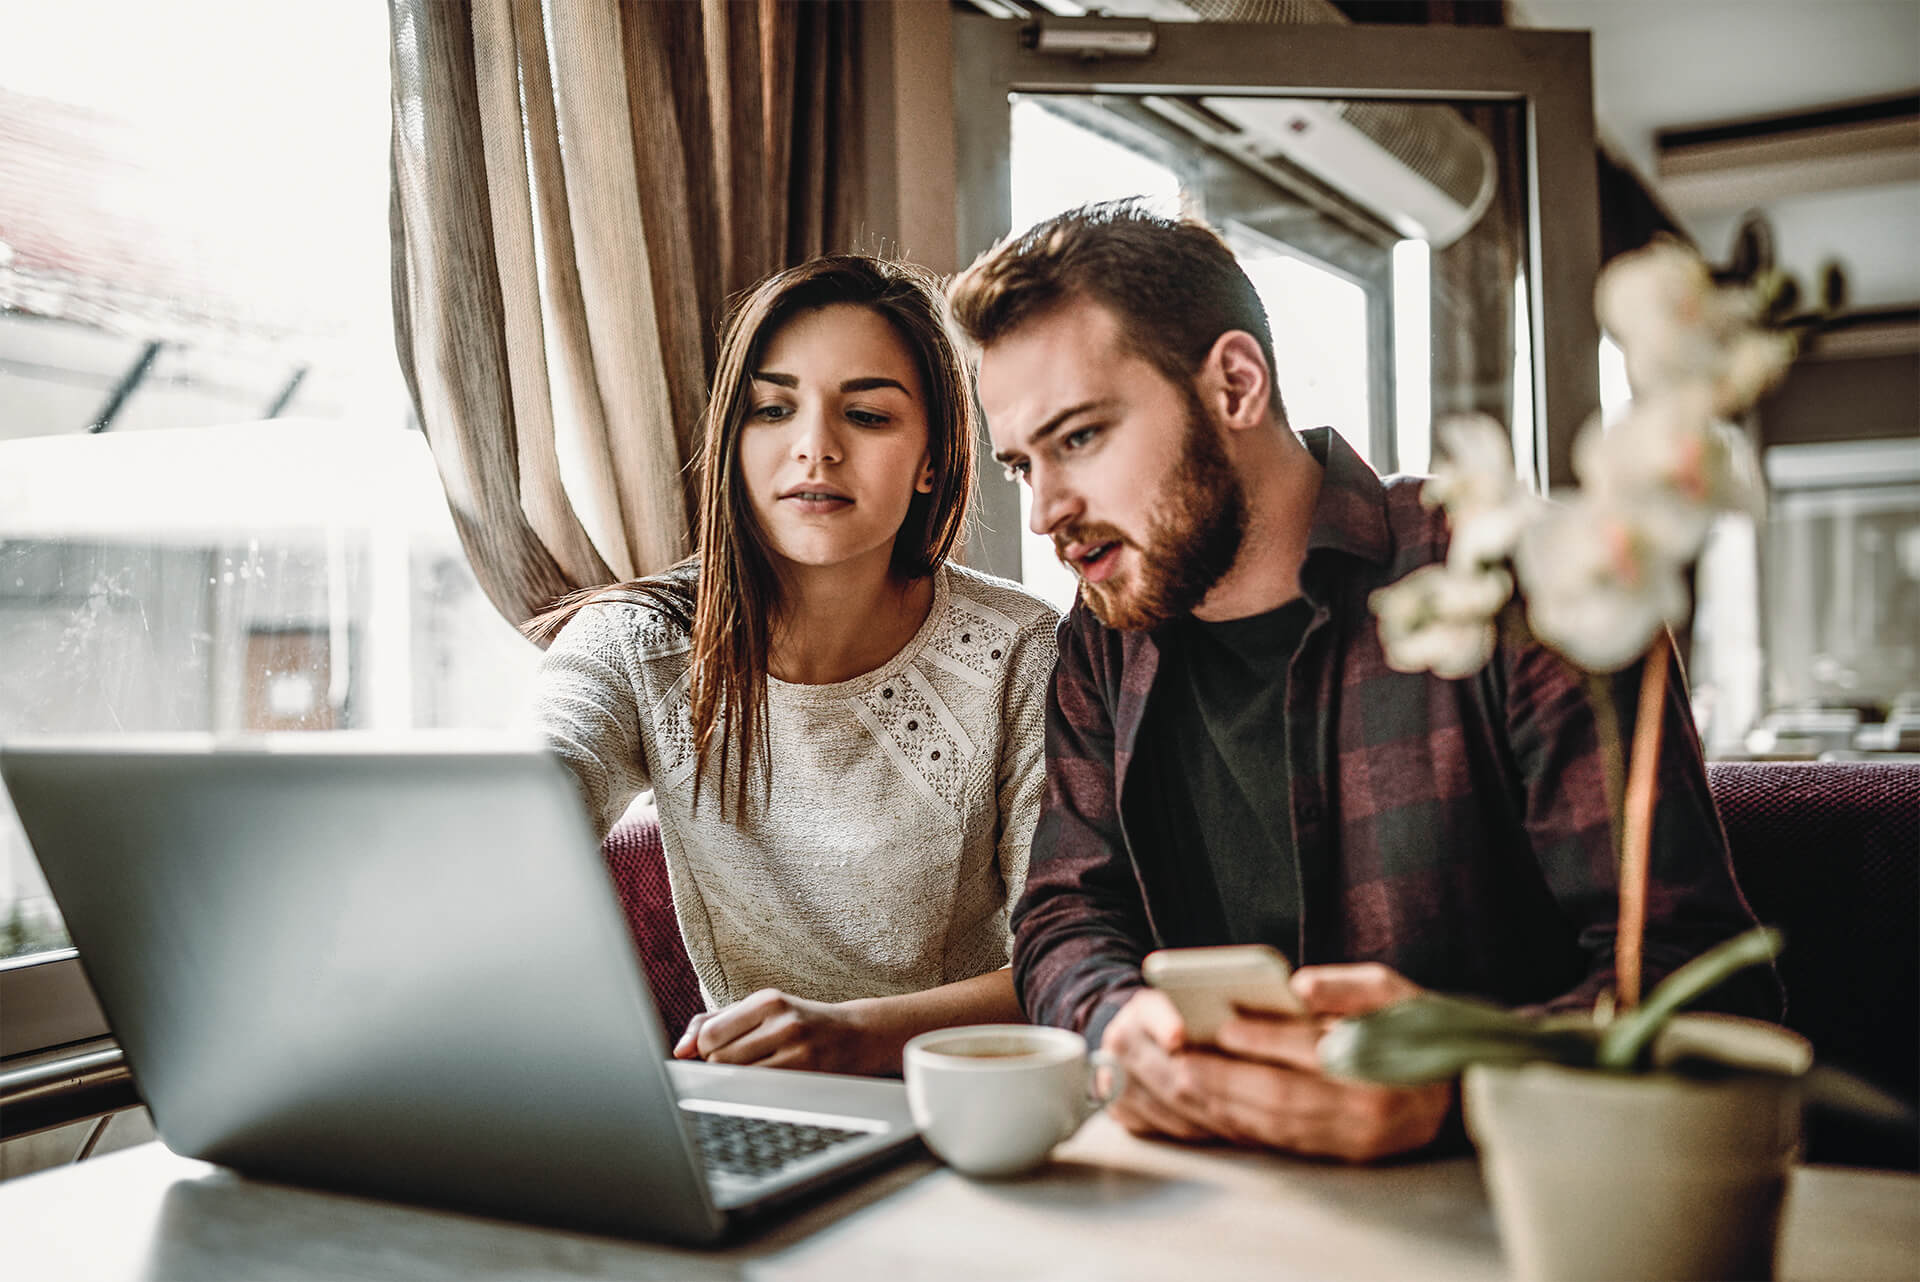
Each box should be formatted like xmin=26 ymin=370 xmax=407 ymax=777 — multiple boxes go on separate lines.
xmin=978 ymin=298 xmax=1246 ymax=631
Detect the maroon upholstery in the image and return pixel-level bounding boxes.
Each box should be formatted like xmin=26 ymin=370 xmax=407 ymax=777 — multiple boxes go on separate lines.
xmin=601 ymin=812 xmax=704 ymax=1042
xmin=1709 ymin=760 xmax=1919 ymax=1166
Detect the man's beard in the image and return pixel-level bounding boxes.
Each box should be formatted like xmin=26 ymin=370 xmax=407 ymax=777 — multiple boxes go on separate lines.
xmin=1059 ymin=389 xmax=1248 ymax=632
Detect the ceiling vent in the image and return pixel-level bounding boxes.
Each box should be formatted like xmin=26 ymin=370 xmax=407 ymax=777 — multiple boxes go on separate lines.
xmin=1105 ymin=0 xmax=1502 ymax=246
xmin=1656 ymin=94 xmax=1920 ymax=213
xmin=1188 ymin=96 xmax=1497 ymax=246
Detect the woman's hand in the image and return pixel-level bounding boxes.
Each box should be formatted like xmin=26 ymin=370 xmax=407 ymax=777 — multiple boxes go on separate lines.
xmin=673 ymin=988 xmax=879 ymax=1075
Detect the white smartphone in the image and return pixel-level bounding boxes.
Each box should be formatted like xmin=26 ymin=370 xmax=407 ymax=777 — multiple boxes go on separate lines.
xmin=1142 ymin=944 xmax=1305 ymax=1042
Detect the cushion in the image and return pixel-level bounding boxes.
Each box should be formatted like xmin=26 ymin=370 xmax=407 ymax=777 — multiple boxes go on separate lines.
xmin=601 ymin=811 xmax=704 ymax=1042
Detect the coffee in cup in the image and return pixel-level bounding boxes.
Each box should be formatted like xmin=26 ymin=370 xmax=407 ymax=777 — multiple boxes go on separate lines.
xmin=903 ymin=1024 xmax=1124 ymax=1178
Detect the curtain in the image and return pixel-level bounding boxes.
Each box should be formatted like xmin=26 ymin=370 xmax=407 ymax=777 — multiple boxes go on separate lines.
xmin=388 ymin=0 xmax=864 ymax=633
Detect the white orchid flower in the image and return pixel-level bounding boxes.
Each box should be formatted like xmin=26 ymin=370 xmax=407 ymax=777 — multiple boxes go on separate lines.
xmin=1596 ymin=242 xmax=1727 ymax=390
xmin=1712 ymin=329 xmax=1797 ymax=415
xmin=1573 ymin=385 xmax=1767 ymax=563
xmin=1514 ymin=497 xmax=1692 ymax=672
xmin=1370 ymin=562 xmax=1514 ymax=679
xmin=1595 ymin=239 xmax=1796 ymax=411
xmin=1423 ymin=414 xmax=1520 ymax=517
xmin=1448 ymin=501 xmax=1541 ymax=574
xmin=1369 ymin=238 xmax=1796 ymax=683
xmin=1423 ymin=414 xmax=1540 ymax=569
xmin=1595 ymin=240 xmax=1718 ymax=345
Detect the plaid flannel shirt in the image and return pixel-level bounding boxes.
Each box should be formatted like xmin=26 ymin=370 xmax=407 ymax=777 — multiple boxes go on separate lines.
xmin=1013 ymin=428 xmax=1774 ymax=1048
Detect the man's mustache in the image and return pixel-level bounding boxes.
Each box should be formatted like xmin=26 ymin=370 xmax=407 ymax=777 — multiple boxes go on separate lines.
xmin=1052 ymin=523 xmax=1133 ymax=563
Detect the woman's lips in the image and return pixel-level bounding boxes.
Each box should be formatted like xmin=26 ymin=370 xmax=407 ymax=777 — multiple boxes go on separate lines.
xmin=781 ymin=490 xmax=853 ymax=514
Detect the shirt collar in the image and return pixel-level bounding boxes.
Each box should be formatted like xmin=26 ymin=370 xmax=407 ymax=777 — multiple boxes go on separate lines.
xmin=1298 ymin=426 xmax=1392 ymax=572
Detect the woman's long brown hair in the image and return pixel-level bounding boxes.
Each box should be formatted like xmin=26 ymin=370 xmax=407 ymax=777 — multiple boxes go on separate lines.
xmin=524 ymin=256 xmax=977 ymax=818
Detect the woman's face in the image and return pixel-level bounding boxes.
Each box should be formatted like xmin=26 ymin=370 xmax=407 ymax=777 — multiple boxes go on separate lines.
xmin=738 ymin=303 xmax=934 ymax=583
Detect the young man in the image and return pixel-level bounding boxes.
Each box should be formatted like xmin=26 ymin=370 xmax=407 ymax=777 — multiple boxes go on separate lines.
xmin=946 ymin=201 xmax=1773 ymax=1162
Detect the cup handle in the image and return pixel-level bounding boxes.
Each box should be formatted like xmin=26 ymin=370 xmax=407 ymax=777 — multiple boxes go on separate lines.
xmin=1085 ymin=1049 xmax=1127 ymax=1118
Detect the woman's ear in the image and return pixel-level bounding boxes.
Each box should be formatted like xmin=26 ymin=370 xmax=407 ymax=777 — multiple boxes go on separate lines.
xmin=916 ymin=458 xmax=936 ymax=494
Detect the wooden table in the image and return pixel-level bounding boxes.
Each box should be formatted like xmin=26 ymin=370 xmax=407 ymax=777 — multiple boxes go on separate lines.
xmin=4 ymin=1117 xmax=1916 ymax=1281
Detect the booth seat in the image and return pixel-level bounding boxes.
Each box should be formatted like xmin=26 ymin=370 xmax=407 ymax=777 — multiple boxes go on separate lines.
xmin=1708 ymin=759 xmax=1919 ymax=1167
xmin=600 ymin=812 xmax=703 ymax=1043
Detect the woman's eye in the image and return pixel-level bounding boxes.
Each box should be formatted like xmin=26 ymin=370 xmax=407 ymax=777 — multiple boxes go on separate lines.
xmin=847 ymin=409 xmax=891 ymax=427
xmin=751 ymin=403 xmax=791 ymax=422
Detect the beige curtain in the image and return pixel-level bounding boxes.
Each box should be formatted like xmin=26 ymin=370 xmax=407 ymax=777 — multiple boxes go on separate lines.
xmin=388 ymin=0 xmax=864 ymax=632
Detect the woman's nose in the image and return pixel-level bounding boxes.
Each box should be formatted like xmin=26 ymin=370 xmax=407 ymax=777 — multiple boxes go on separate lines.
xmin=791 ymin=410 xmax=843 ymax=464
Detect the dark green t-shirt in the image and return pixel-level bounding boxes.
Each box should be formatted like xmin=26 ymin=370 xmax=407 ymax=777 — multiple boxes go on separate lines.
xmin=1132 ymin=597 xmax=1314 ymax=952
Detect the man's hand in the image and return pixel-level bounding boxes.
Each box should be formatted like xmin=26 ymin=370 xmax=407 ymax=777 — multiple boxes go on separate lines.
xmin=673 ymin=989 xmax=876 ymax=1075
xmin=1213 ymin=962 xmax=1454 ymax=1161
xmin=1100 ymin=988 xmax=1229 ymax=1142
xmin=1103 ymin=963 xmax=1453 ymax=1162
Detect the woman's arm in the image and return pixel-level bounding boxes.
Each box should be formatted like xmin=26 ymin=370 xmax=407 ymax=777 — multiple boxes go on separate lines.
xmin=675 ymin=968 xmax=1023 ymax=1077
xmin=531 ymin=605 xmax=652 ymax=838
xmin=845 ymin=967 xmax=1025 ymax=1069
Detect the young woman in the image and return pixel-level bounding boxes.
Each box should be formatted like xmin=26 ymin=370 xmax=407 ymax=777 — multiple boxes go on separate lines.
xmin=528 ymin=257 xmax=1058 ymax=1077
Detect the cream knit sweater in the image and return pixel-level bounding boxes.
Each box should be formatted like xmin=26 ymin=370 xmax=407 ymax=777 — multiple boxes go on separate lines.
xmin=534 ymin=562 xmax=1060 ymax=1010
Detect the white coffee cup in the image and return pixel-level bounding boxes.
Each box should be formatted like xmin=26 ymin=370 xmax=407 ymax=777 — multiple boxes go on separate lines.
xmin=903 ymin=1024 xmax=1125 ymax=1178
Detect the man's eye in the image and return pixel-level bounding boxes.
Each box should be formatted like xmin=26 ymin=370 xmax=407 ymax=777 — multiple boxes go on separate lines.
xmin=1063 ymin=426 xmax=1099 ymax=451
xmin=1002 ymin=460 xmax=1030 ymax=483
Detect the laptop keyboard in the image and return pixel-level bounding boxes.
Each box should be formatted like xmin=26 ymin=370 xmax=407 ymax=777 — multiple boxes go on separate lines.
xmin=684 ymin=1108 xmax=865 ymax=1179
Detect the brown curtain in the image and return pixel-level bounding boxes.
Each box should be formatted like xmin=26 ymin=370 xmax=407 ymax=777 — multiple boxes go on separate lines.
xmin=388 ymin=0 xmax=864 ymax=633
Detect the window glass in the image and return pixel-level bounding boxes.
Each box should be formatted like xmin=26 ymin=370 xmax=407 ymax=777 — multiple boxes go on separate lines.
xmin=1760 ymin=445 xmax=1920 ymax=733
xmin=0 ymin=2 xmax=540 ymax=965
xmin=1232 ymin=232 xmax=1371 ymax=456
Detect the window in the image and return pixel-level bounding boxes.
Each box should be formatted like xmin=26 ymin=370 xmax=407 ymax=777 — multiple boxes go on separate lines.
xmin=0 ymin=2 xmax=539 ymax=1052
xmin=1230 ymin=227 xmax=1372 ymax=461
xmin=1760 ymin=441 xmax=1920 ymax=730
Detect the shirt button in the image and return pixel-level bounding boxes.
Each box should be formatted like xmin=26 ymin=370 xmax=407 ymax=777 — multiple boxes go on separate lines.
xmin=1299 ymin=801 xmax=1323 ymax=823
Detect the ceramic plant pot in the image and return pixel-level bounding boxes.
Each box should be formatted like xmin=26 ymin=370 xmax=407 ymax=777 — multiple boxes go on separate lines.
xmin=1463 ymin=1016 xmax=1810 ymax=1282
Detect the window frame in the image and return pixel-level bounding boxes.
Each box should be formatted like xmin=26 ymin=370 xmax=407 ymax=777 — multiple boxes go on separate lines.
xmin=0 ymin=951 xmax=109 ymax=1060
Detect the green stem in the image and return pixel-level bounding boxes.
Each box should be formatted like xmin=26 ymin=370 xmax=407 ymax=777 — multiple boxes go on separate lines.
xmin=1594 ymin=926 xmax=1784 ymax=1070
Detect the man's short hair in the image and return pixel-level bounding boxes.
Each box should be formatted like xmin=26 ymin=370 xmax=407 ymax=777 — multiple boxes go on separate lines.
xmin=947 ymin=199 xmax=1287 ymax=421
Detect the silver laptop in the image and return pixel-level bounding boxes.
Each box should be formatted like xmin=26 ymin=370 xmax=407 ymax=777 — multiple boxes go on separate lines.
xmin=0 ymin=736 xmax=920 ymax=1244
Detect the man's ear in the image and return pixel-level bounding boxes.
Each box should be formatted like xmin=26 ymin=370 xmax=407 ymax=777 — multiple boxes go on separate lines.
xmin=1204 ymin=330 xmax=1273 ymax=432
